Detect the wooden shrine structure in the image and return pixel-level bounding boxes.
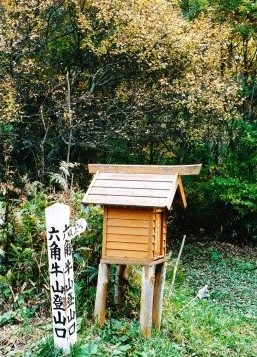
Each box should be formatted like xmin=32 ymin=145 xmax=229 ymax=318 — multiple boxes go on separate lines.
xmin=82 ymin=164 xmax=201 ymax=337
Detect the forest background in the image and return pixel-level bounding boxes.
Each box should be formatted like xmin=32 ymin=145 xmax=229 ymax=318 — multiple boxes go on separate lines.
xmin=1 ymin=0 xmax=257 ymax=355
xmin=1 ymin=0 xmax=257 ymax=241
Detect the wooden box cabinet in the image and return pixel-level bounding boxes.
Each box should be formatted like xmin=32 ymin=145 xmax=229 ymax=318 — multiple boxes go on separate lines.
xmin=82 ymin=164 xmax=202 ymax=336
xmin=102 ymin=206 xmax=167 ymax=264
xmin=83 ymin=164 xmax=202 ymax=264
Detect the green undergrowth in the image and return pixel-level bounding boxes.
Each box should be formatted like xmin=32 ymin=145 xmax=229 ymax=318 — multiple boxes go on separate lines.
xmin=1 ymin=241 xmax=257 ymax=356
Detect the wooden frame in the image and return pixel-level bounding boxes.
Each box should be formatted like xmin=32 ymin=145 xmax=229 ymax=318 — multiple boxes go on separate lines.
xmin=94 ymin=261 xmax=167 ymax=338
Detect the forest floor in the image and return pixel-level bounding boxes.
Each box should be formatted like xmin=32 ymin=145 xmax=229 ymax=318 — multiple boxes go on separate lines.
xmin=1 ymin=239 xmax=257 ymax=356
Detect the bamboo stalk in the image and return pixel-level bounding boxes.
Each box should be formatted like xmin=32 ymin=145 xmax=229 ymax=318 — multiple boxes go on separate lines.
xmin=169 ymin=235 xmax=186 ymax=296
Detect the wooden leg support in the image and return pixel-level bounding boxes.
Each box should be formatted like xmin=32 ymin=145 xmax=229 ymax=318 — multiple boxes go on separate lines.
xmin=152 ymin=262 xmax=167 ymax=331
xmin=114 ymin=264 xmax=127 ymax=311
xmin=94 ymin=261 xmax=166 ymax=337
xmin=140 ymin=265 xmax=155 ymax=338
xmin=94 ymin=262 xmax=109 ymax=326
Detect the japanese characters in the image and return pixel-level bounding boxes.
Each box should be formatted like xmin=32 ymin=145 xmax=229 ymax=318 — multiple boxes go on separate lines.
xmin=45 ymin=203 xmax=87 ymax=352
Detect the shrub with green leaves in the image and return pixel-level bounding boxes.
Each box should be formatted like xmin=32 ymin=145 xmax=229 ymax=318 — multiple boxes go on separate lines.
xmin=0 ymin=180 xmax=105 ymax=317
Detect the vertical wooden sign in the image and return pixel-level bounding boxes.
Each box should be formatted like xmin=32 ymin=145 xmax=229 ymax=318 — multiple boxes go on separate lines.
xmin=45 ymin=203 xmax=87 ymax=353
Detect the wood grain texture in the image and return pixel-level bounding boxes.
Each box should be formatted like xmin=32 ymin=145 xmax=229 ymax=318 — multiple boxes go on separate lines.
xmin=89 ymin=186 xmax=169 ymax=198
xmin=177 ymin=176 xmax=187 ymax=208
xmin=114 ymin=265 xmax=127 ymax=311
xmin=94 ymin=179 xmax=172 ymax=189
xmin=107 ymin=218 xmax=149 ymax=227
xmin=106 ymin=241 xmax=148 ymax=252
xmin=94 ymin=262 xmax=109 ymax=327
xmin=84 ymin=195 xmax=167 ymax=207
xmin=104 ymin=249 xmax=148 ymax=259
xmin=152 ymin=262 xmax=167 ymax=331
xmin=101 ymin=257 xmax=167 ymax=266
xmin=106 ymin=234 xmax=148 ymax=243
xmin=88 ymin=164 xmax=202 ymax=175
xmin=105 ymin=207 xmax=151 ymax=219
xmin=92 ymin=172 xmax=176 ymax=181
xmin=101 ymin=206 xmax=167 ymax=263
xmin=83 ymin=171 xmax=186 ymax=209
xmin=107 ymin=225 xmax=149 ymax=236
xmin=140 ymin=265 xmax=155 ymax=338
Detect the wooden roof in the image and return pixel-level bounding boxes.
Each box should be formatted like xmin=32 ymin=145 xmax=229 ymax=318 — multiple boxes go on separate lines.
xmin=83 ymin=170 xmax=188 ymax=209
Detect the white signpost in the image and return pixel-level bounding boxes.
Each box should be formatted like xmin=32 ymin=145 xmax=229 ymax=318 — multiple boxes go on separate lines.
xmin=45 ymin=203 xmax=87 ymax=353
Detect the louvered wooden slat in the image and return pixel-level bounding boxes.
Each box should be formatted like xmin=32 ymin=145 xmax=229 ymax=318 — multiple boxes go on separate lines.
xmin=106 ymin=234 xmax=148 ymax=243
xmin=104 ymin=249 xmax=148 ymax=259
xmin=106 ymin=207 xmax=151 ymax=219
xmin=107 ymin=225 xmax=149 ymax=236
xmin=107 ymin=218 xmax=149 ymax=228
xmin=106 ymin=241 xmax=148 ymax=252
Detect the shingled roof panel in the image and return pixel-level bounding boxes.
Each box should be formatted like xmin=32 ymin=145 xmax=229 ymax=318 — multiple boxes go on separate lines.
xmin=83 ymin=172 xmax=184 ymax=209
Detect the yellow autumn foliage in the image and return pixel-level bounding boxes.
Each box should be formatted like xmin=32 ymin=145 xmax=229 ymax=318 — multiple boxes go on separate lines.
xmin=76 ymin=0 xmax=187 ymax=70
xmin=0 ymin=0 xmax=246 ymax=145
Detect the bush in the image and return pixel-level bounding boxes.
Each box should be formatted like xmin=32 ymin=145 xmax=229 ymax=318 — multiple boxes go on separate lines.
xmin=175 ymin=174 xmax=257 ymax=243
xmin=0 ymin=180 xmax=104 ymax=316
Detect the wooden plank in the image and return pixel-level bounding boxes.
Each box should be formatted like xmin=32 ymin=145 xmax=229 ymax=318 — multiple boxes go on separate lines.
xmin=107 ymin=218 xmax=149 ymax=228
xmin=107 ymin=226 xmax=149 ymax=236
xmin=154 ymin=208 xmax=165 ymax=213
xmin=114 ymin=265 xmax=127 ymax=311
xmin=166 ymin=172 xmax=179 ymax=210
xmin=154 ymin=212 xmax=162 ymax=257
xmin=177 ymin=176 xmax=187 ymax=208
xmin=82 ymin=171 xmax=100 ymax=203
xmin=96 ymin=172 xmax=175 ymax=182
xmin=89 ymin=186 xmax=170 ymax=198
xmin=152 ymin=262 xmax=167 ymax=331
xmin=94 ymin=179 xmax=172 ymax=189
xmin=107 ymin=207 xmax=151 ymax=220
xmin=101 ymin=257 xmax=167 ymax=266
xmin=94 ymin=262 xmax=109 ymax=327
xmin=153 ymin=255 xmax=165 ymax=260
xmin=106 ymin=241 xmax=148 ymax=251
xmin=163 ymin=218 xmax=167 ymax=257
xmin=88 ymin=164 xmax=202 ymax=175
xmin=148 ymin=210 xmax=154 ymax=261
xmin=104 ymin=249 xmax=148 ymax=259
xmin=140 ymin=265 xmax=155 ymax=338
xmin=106 ymin=234 xmax=148 ymax=244
xmin=102 ymin=207 xmax=108 ymax=259
xmin=84 ymin=195 xmax=167 ymax=207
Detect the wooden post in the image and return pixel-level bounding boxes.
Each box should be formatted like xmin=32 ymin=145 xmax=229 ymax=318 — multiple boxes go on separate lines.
xmin=114 ymin=265 xmax=127 ymax=311
xmin=152 ymin=262 xmax=167 ymax=331
xmin=45 ymin=203 xmax=87 ymax=353
xmin=94 ymin=262 xmax=109 ymax=326
xmin=139 ymin=265 xmax=155 ymax=338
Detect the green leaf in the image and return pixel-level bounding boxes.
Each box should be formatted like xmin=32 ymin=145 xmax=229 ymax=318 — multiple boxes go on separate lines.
xmin=0 ymin=310 xmax=16 ymax=327
xmin=119 ymin=344 xmax=131 ymax=352
xmin=81 ymin=343 xmax=98 ymax=355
